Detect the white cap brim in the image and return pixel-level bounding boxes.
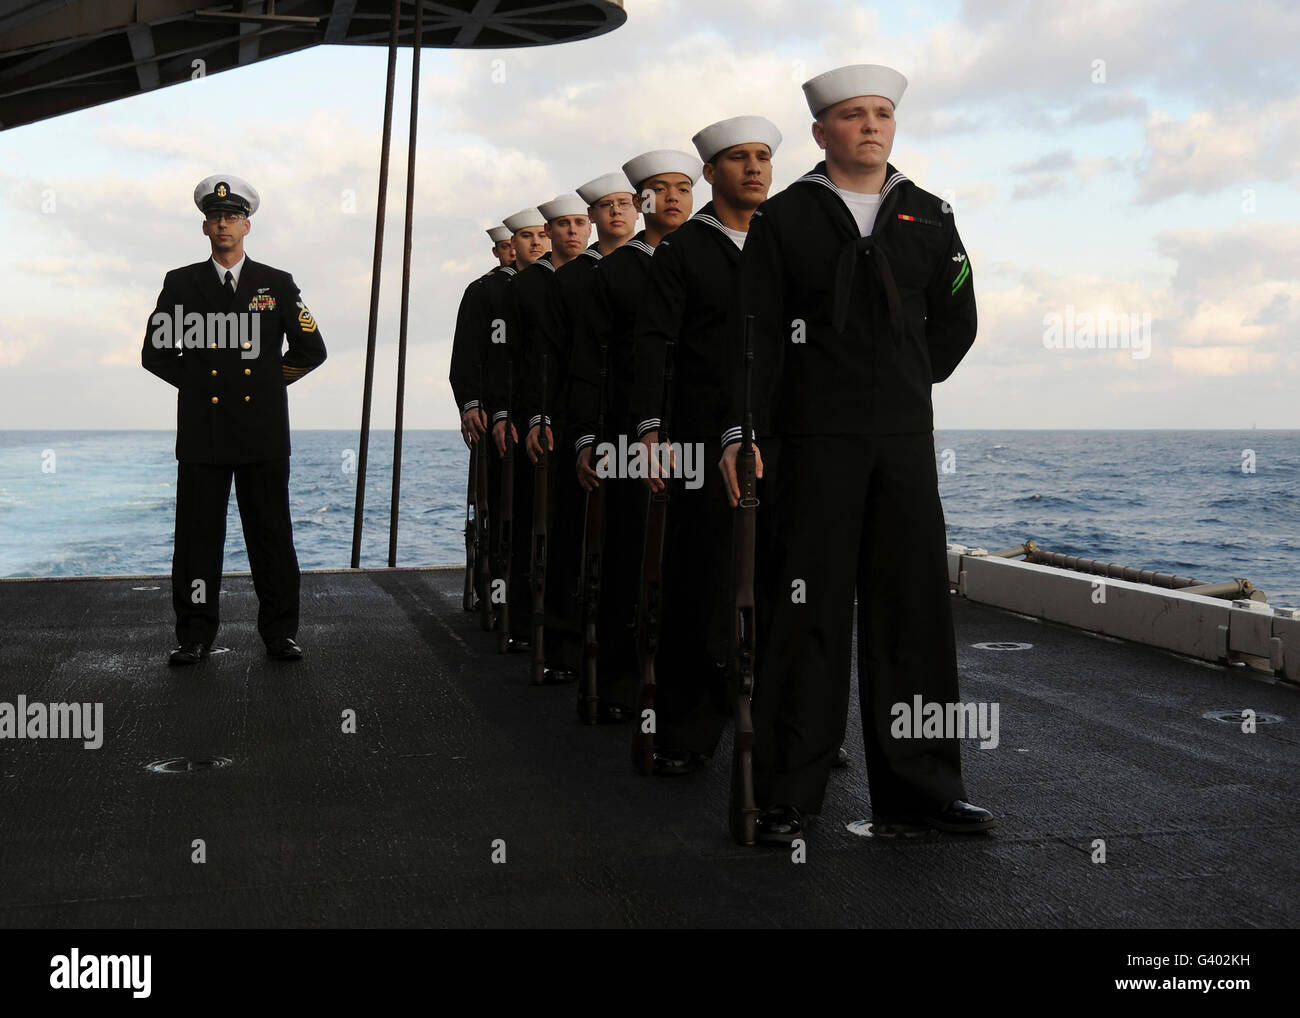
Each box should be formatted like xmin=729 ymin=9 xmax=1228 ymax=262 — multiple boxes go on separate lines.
xmin=621 ymin=150 xmax=703 ymax=189
xmin=692 ymin=116 xmax=783 ymax=163
xmin=502 ymin=208 xmax=546 ymax=232
xmin=194 ymin=173 xmax=260 ymax=216
xmin=802 ymin=64 xmax=908 ymax=116
xmin=538 ymin=194 xmax=590 ymax=221
xmin=576 ymin=171 xmax=636 ymax=205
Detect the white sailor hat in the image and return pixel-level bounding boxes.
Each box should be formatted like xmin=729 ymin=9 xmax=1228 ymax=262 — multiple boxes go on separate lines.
xmin=576 ymin=171 xmax=636 ymax=205
xmin=621 ymin=150 xmax=703 ymax=190
xmin=802 ymin=64 xmax=908 ymax=116
xmin=502 ymin=208 xmax=546 ymax=232
xmin=487 ymin=225 xmax=513 ymax=243
xmin=194 ymin=174 xmax=259 ymax=217
xmin=692 ymin=115 xmax=783 ymax=163
xmin=537 ymin=194 xmax=590 ymax=221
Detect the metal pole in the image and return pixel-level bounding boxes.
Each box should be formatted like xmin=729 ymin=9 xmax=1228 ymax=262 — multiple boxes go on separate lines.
xmin=388 ymin=0 xmax=423 ymax=567
xmin=350 ymin=0 xmax=402 ymax=569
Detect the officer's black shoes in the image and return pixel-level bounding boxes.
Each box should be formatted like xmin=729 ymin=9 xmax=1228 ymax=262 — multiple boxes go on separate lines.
xmin=168 ymin=642 xmax=210 ymax=666
xmin=652 ymin=749 xmax=707 ymax=777
xmin=542 ymin=667 xmax=577 ymax=685
xmin=505 ymin=636 xmax=531 ymax=653
xmin=833 ymin=745 xmax=850 ymax=768
xmin=756 ymin=805 xmax=804 ymax=845
xmin=595 ymin=700 xmax=634 ymax=724
xmin=912 ymin=800 xmax=997 ymax=834
xmin=266 ymin=637 xmax=304 ymax=661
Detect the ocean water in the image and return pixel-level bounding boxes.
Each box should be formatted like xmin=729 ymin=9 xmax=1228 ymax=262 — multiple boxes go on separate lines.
xmin=2 ymin=429 xmax=1298 ymax=607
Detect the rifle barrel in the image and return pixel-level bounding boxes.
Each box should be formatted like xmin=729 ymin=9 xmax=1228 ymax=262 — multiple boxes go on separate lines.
xmin=729 ymin=316 xmax=760 ymax=845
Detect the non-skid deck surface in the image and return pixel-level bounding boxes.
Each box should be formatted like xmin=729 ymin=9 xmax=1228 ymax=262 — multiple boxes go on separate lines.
xmin=0 ymin=568 xmax=1295 ymax=928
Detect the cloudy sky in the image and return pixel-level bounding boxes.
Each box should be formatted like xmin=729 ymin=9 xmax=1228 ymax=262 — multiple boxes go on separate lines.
xmin=1 ymin=0 xmax=1297 ymax=432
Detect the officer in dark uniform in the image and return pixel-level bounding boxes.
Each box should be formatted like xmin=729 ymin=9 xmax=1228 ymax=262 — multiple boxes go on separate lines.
xmin=142 ymin=175 xmax=327 ymax=665
xmin=718 ymin=66 xmax=995 ymax=842
xmin=629 ymin=117 xmax=782 ymax=775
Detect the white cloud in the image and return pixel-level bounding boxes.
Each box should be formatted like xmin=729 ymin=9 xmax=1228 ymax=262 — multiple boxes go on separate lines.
xmin=1137 ymin=99 xmax=1300 ymax=202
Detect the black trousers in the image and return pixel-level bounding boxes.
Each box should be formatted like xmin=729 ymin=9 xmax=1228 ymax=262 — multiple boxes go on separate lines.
xmin=753 ymin=433 xmax=968 ymax=816
xmin=475 ymin=435 xmax=502 ymax=610
xmin=654 ymin=437 xmax=731 ymax=756
xmin=500 ymin=438 xmax=535 ymax=641
xmin=172 ymin=458 xmax=300 ymax=645
xmin=540 ymin=443 xmax=585 ymax=673
xmin=594 ymin=472 xmax=643 ymax=708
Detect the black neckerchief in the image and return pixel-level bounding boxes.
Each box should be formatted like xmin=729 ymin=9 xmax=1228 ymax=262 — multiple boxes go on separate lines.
xmin=795 ymin=161 xmax=910 ymax=342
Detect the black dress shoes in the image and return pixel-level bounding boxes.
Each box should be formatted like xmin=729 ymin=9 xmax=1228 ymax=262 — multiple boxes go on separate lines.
xmin=266 ymin=637 xmax=304 ymax=661
xmin=756 ymin=804 xmax=804 ymax=845
xmin=913 ymin=800 xmax=997 ymax=833
xmin=652 ymin=749 xmax=707 ymax=777
xmin=543 ymin=667 xmax=577 ymax=685
xmin=168 ymin=642 xmax=210 ymax=666
xmin=833 ymin=745 xmax=850 ymax=768
xmin=505 ymin=636 xmax=531 ymax=653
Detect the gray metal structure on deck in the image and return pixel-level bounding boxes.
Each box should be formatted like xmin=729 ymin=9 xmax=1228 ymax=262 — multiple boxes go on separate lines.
xmin=949 ymin=543 xmax=1300 ymax=686
xmin=0 ymin=0 xmax=627 ymax=130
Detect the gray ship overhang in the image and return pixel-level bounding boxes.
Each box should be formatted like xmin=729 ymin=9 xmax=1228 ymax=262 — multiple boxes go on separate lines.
xmin=0 ymin=0 xmax=627 ymax=131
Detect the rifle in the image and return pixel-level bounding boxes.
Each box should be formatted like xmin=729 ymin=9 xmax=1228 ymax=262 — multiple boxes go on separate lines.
xmin=476 ymin=367 xmax=493 ymax=631
xmin=497 ymin=363 xmax=515 ymax=654
xmin=728 ymin=315 xmax=760 ymax=846
xmin=464 ymin=436 xmax=477 ymax=611
xmin=632 ymin=340 xmax=675 ymax=775
xmin=577 ymin=340 xmax=609 ymax=725
xmin=530 ymin=354 xmax=550 ymax=685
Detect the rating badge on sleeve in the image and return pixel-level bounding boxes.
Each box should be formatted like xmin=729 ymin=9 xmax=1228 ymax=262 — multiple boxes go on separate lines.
xmin=296 ymin=300 xmax=317 ymax=333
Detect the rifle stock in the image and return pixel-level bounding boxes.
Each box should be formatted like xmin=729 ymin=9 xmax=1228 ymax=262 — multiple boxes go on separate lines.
xmin=497 ymin=365 xmax=515 ymax=654
xmin=728 ymin=316 xmax=760 ymax=846
xmin=633 ymin=340 xmax=675 ymax=775
xmin=530 ymin=355 xmax=549 ymax=685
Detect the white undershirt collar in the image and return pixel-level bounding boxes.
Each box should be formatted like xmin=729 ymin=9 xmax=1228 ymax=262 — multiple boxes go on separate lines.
xmin=212 ymin=254 xmax=247 ymax=288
